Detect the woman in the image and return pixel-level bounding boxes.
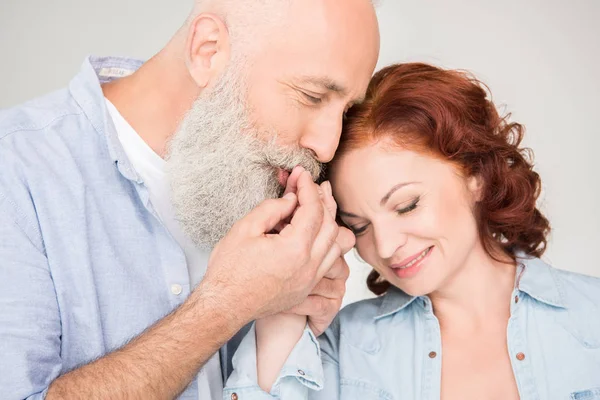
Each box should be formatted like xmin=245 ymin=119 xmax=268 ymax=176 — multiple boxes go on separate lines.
xmin=224 ymin=63 xmax=600 ymax=400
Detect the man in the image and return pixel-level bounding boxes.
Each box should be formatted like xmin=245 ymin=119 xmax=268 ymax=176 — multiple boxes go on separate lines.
xmin=0 ymin=0 xmax=379 ymax=398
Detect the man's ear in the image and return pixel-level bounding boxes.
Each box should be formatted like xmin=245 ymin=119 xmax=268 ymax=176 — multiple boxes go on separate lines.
xmin=467 ymin=174 xmax=484 ymax=203
xmin=184 ymin=13 xmax=231 ymax=88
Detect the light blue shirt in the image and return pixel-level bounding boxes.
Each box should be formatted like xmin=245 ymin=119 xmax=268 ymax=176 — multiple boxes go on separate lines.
xmin=225 ymin=257 xmax=600 ymax=400
xmin=0 ymin=56 xmax=245 ymax=400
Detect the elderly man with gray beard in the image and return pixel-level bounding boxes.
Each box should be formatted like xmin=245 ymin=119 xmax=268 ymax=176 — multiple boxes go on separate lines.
xmin=0 ymin=0 xmax=379 ymax=399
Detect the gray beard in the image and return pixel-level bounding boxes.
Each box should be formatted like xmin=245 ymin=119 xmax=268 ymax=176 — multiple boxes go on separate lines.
xmin=165 ymin=64 xmax=322 ymax=250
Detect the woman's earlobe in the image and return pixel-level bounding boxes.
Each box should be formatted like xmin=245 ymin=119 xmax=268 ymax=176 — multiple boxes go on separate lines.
xmin=467 ymin=175 xmax=484 ymax=202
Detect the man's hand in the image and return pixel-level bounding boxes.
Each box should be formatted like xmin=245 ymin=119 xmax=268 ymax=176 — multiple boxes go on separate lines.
xmin=287 ymin=256 xmax=350 ymax=336
xmin=201 ymin=166 xmax=341 ymax=325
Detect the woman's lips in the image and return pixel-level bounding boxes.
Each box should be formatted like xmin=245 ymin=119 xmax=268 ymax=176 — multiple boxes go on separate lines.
xmin=389 ymin=246 xmax=434 ymax=279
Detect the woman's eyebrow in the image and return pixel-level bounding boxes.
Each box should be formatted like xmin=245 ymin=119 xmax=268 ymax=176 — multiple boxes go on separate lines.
xmin=380 ymin=181 xmax=419 ymax=206
xmin=338 ymin=210 xmax=361 ymax=218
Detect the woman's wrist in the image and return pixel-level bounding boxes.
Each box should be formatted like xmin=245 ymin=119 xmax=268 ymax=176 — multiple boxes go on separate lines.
xmin=255 ymin=313 xmax=308 ymax=392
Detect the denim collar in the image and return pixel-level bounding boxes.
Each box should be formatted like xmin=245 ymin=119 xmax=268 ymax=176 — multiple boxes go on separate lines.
xmin=374 ymin=253 xmax=566 ymax=320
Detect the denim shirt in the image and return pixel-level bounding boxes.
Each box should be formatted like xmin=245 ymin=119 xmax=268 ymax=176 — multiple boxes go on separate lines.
xmin=225 ymin=257 xmax=600 ymax=400
xmin=0 ymin=56 xmax=248 ymax=400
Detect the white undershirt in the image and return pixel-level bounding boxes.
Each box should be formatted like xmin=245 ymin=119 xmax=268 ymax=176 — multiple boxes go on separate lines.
xmin=106 ymin=98 xmax=223 ymax=399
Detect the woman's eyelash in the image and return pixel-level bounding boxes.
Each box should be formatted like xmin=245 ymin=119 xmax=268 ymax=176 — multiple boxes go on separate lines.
xmin=347 ymin=197 xmax=420 ymax=236
xmin=351 ymin=225 xmax=368 ymax=236
xmin=397 ymin=197 xmax=420 ymax=214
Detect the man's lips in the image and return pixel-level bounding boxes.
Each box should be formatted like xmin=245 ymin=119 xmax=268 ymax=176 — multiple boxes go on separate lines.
xmin=277 ymin=168 xmax=291 ymax=187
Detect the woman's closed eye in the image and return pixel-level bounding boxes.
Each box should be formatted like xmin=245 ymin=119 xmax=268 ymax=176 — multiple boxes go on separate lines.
xmin=396 ymin=196 xmax=420 ymax=215
xmin=349 ymin=223 xmax=369 ymax=236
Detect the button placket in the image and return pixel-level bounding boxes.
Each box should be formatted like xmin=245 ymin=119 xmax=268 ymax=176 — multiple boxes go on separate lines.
xmin=422 ymin=303 xmax=442 ymax=399
xmin=507 ymin=297 xmax=539 ymax=398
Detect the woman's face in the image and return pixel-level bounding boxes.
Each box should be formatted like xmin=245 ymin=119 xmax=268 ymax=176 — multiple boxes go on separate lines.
xmin=330 ymin=140 xmax=482 ymax=297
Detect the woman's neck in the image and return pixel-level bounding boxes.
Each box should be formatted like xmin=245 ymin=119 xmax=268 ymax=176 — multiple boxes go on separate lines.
xmin=428 ymin=245 xmax=516 ymax=333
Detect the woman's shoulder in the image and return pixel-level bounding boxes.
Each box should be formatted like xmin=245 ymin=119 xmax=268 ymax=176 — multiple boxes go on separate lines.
xmin=519 ymin=256 xmax=600 ymax=307
xmin=551 ymin=264 xmax=600 ymax=321
xmin=521 ymin=257 xmax=600 ymax=347
xmin=545 ymin=259 xmax=600 ymax=306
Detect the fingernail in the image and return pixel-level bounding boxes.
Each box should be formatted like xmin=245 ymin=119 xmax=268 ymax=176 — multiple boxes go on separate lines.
xmin=284 ymin=192 xmax=296 ymax=200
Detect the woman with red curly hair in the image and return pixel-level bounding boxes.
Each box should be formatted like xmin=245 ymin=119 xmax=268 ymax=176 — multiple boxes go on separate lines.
xmin=225 ymin=64 xmax=600 ymax=399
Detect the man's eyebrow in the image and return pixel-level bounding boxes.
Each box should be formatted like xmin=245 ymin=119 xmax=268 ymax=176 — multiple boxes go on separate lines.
xmin=299 ymin=76 xmax=347 ymax=94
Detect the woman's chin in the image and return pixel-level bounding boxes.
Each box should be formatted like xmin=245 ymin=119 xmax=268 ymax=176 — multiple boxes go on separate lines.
xmin=388 ymin=273 xmax=440 ymax=298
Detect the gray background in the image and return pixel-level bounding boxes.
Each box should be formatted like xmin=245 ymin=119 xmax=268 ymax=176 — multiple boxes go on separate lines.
xmin=1 ymin=0 xmax=598 ymax=305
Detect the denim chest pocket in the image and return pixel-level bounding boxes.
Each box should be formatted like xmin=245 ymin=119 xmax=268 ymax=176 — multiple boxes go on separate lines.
xmin=571 ymin=387 xmax=600 ymax=399
xmin=340 ymin=378 xmax=394 ymax=400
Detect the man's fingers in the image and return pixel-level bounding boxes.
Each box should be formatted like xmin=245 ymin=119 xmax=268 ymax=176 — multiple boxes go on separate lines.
xmin=287 ymin=295 xmax=339 ymax=317
xmin=315 ymin=226 xmax=354 ymax=279
xmin=280 ymin=171 xmax=324 ymax=242
xmin=309 ymin=198 xmax=340 ymax=271
xmin=320 ymin=181 xmax=337 ymax=218
xmin=282 ymin=165 xmax=305 ymax=197
xmin=323 ymin=256 xmax=350 ymax=281
xmin=309 ymin=276 xmax=347 ymax=299
xmin=238 ymin=193 xmax=298 ymax=236
xmin=337 ymin=226 xmax=356 ymax=254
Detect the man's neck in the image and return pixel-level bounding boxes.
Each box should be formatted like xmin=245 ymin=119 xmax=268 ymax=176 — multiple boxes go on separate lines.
xmin=102 ymin=46 xmax=201 ymax=158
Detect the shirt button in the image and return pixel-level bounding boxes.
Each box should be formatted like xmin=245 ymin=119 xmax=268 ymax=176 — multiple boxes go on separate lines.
xmin=231 ymin=394 xmax=238 ymax=400
xmin=170 ymin=284 xmax=183 ymax=295
xmin=429 ymin=351 xmax=437 ymax=358
xmin=515 ymin=295 xmax=519 ymax=303
xmin=298 ymin=369 xmax=306 ymax=376
xmin=516 ymin=352 xmax=525 ymax=361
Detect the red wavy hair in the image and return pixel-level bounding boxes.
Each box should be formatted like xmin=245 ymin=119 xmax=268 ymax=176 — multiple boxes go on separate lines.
xmin=333 ymin=63 xmax=550 ymax=296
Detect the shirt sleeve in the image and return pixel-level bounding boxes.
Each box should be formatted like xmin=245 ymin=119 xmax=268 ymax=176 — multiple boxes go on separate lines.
xmin=223 ymin=322 xmax=325 ymax=400
xmin=223 ymin=318 xmax=343 ymax=400
xmin=0 ymin=188 xmax=63 ymax=399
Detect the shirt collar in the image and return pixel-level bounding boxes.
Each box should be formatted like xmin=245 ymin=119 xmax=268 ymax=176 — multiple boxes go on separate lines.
xmin=515 ymin=254 xmax=567 ymax=309
xmin=68 ymin=56 xmax=144 ymax=183
xmin=375 ymin=286 xmax=420 ymax=320
xmin=374 ymin=253 xmax=566 ymax=320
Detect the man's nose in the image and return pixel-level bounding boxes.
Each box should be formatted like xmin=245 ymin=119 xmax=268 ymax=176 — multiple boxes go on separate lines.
xmin=299 ymin=114 xmax=343 ymax=163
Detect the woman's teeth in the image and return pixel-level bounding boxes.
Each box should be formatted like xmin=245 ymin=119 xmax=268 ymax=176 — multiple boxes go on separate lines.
xmin=399 ymin=247 xmax=431 ymax=269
